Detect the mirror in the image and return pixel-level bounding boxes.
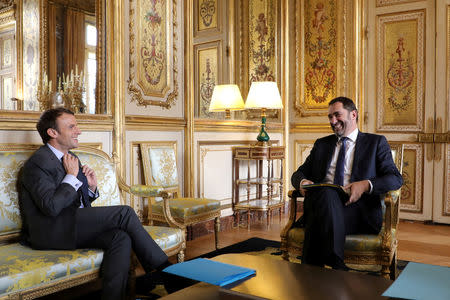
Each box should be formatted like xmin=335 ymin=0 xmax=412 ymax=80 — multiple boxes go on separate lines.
xmin=40 ymin=0 xmax=105 ymax=114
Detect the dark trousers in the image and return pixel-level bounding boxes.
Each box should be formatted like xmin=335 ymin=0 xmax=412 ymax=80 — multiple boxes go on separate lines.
xmin=302 ymin=187 xmax=377 ymax=267
xmin=75 ymin=205 xmax=168 ymax=300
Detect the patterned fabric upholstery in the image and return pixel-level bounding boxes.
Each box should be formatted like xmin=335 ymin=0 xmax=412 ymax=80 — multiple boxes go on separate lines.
xmin=152 ymin=198 xmax=221 ymax=219
xmin=0 ymin=243 xmax=103 ymax=296
xmin=0 ymin=150 xmax=34 ymax=236
xmin=73 ymin=150 xmax=122 ymax=207
xmin=144 ymin=226 xmax=184 ymax=251
xmin=147 ymin=147 xmax=178 ymax=188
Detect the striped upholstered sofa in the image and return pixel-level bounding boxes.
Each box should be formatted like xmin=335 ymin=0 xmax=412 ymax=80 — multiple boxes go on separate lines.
xmin=0 ymin=144 xmax=185 ymax=299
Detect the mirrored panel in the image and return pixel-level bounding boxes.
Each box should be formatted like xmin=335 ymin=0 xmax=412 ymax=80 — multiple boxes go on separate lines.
xmin=40 ymin=0 xmax=106 ymax=114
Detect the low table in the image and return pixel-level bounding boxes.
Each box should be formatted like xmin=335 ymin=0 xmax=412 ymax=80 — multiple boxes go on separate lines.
xmin=161 ymin=253 xmax=392 ymax=300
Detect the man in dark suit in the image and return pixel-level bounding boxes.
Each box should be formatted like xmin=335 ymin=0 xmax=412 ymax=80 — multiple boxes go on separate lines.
xmin=291 ymin=97 xmax=403 ymax=270
xmin=19 ymin=108 xmax=171 ymax=300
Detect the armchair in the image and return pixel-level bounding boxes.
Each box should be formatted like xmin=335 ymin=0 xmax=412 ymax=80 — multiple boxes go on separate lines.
xmin=280 ymin=143 xmax=403 ymax=279
xmin=140 ymin=142 xmax=221 ymax=249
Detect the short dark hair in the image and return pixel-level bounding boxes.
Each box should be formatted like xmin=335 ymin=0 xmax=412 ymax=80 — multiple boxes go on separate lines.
xmin=329 ymin=96 xmax=358 ymax=120
xmin=36 ymin=108 xmax=74 ymax=144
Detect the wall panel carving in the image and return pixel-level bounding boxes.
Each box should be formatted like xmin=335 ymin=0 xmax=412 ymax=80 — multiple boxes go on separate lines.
xmin=194 ymin=41 xmax=222 ymax=119
xmin=400 ymin=143 xmax=423 ymax=214
xmin=235 ymin=0 xmax=281 ymax=121
xmin=376 ymin=10 xmax=424 ymax=132
xmin=293 ymin=0 xmax=357 ymax=118
xmin=128 ymin=0 xmax=179 ymax=109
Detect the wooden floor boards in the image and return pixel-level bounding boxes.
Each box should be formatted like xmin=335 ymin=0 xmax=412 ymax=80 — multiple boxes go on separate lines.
xmin=181 ymin=215 xmax=450 ymax=267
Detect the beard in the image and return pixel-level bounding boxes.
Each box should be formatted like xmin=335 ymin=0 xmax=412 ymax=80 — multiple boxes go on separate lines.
xmin=331 ymin=121 xmax=345 ymax=137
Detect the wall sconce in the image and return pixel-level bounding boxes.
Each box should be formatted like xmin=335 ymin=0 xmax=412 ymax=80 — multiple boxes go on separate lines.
xmin=209 ymin=84 xmax=245 ymax=118
xmin=244 ymin=81 xmax=283 ymax=145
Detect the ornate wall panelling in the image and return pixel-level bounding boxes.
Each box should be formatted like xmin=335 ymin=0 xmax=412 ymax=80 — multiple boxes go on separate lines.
xmin=376 ymin=0 xmax=423 ymax=7
xmin=431 ymin=0 xmax=450 ymax=223
xmin=0 ymin=5 xmax=16 ymax=110
xmin=127 ymin=0 xmax=181 ymax=111
xmin=192 ymin=0 xmax=229 ymax=120
xmin=194 ymin=41 xmax=223 ymax=119
xmin=398 ymin=143 xmax=424 ymax=218
xmin=376 ymin=10 xmax=424 ymax=132
xmin=293 ymin=140 xmax=314 ymax=173
xmin=234 ymin=0 xmax=282 ymax=122
xmin=366 ymin=0 xmax=438 ymax=221
xmin=291 ymin=0 xmax=361 ymax=129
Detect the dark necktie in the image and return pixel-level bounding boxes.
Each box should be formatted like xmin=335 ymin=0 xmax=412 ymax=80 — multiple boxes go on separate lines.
xmin=77 ymin=168 xmax=89 ymax=207
xmin=334 ymin=137 xmax=348 ymax=186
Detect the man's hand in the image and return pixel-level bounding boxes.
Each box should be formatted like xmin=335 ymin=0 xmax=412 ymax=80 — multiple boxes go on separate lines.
xmin=62 ymin=153 xmax=79 ymax=176
xmin=82 ymin=165 xmax=97 ymax=192
xmin=343 ymin=180 xmax=370 ymax=206
xmin=299 ymin=179 xmax=314 ymax=196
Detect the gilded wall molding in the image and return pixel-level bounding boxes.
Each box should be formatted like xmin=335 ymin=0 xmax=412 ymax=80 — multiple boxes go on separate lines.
xmin=376 ymin=10 xmax=424 ymax=132
xmin=127 ymin=0 xmax=179 ymax=109
xmin=400 ymin=143 xmax=423 ymax=214
xmin=376 ymin=0 xmax=422 ymax=7
xmin=293 ymin=140 xmax=314 ymax=173
xmin=445 ymin=144 xmax=450 ymax=216
xmin=293 ymin=0 xmax=359 ymax=118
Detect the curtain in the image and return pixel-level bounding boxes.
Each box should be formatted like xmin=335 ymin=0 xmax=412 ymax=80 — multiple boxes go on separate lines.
xmin=64 ymin=8 xmax=85 ymax=77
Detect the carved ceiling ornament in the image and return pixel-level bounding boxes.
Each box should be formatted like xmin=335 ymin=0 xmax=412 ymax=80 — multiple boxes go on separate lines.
xmin=128 ymin=0 xmax=179 ymax=109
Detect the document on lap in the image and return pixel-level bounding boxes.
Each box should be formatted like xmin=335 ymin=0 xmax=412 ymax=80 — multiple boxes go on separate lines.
xmin=300 ymin=183 xmax=350 ymax=198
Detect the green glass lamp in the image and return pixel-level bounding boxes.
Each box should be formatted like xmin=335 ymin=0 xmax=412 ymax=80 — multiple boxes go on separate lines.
xmin=244 ymin=81 xmax=283 ymax=145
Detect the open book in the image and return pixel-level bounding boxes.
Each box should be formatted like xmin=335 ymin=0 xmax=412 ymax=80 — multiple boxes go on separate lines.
xmin=300 ymin=183 xmax=350 ymax=198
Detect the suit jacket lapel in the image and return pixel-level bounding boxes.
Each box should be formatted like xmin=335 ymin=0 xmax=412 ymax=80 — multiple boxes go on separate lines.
xmin=351 ymin=131 xmax=364 ymax=182
xmin=325 ymin=135 xmax=338 ymax=173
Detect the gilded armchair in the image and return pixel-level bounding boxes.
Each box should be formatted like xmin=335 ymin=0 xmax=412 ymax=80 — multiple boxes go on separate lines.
xmin=280 ymin=144 xmax=403 ymax=279
xmin=140 ymin=142 xmax=221 ymax=249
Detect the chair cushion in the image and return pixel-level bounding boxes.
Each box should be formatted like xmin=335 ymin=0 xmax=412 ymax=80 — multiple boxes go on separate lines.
xmin=0 ymin=243 xmax=103 ymax=296
xmin=144 ymin=226 xmax=184 ymax=251
xmin=152 ymin=198 xmax=221 ymax=220
xmin=286 ymin=228 xmax=396 ymax=252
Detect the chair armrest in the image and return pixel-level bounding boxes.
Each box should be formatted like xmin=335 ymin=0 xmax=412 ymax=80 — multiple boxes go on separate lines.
xmin=129 ymin=184 xmax=186 ymax=230
xmin=381 ymin=188 xmax=401 ymax=246
xmin=281 ymin=189 xmax=302 ymax=239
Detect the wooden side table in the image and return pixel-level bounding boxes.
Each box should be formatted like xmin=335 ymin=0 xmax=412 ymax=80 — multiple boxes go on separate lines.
xmin=232 ymin=145 xmax=285 ymax=229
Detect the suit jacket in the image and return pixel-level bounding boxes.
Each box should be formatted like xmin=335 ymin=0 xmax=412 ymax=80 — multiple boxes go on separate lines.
xmin=291 ymin=131 xmax=403 ymax=231
xmin=19 ymin=145 xmax=97 ymax=250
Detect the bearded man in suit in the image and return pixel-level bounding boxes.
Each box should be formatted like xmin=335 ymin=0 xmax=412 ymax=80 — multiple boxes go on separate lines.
xmin=291 ymin=97 xmax=403 ymax=270
xmin=18 ymin=108 xmax=172 ymax=300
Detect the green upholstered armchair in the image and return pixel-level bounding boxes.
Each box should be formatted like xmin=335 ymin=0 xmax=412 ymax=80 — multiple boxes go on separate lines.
xmin=140 ymin=142 xmax=221 ymax=249
xmin=280 ymin=143 xmax=404 ymax=279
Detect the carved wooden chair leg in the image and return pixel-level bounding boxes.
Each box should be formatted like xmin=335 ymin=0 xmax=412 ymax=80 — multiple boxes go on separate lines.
xmin=214 ymin=216 xmax=220 ymax=249
xmin=381 ymin=263 xmax=391 ymax=279
xmin=389 ymin=252 xmax=398 ymax=280
xmin=177 ymin=250 xmax=185 ymax=263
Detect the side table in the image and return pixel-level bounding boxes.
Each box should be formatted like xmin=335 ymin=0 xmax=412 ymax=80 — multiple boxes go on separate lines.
xmin=232 ymin=145 xmax=285 ymax=229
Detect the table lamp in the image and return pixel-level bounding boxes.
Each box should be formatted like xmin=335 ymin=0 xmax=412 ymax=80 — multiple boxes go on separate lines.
xmin=209 ymin=84 xmax=245 ymax=118
xmin=244 ymin=81 xmax=283 ymax=144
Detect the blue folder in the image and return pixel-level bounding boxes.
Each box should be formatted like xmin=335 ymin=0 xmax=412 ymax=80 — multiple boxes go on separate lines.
xmin=163 ymin=258 xmax=256 ymax=287
xmin=382 ymin=262 xmax=450 ymax=300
